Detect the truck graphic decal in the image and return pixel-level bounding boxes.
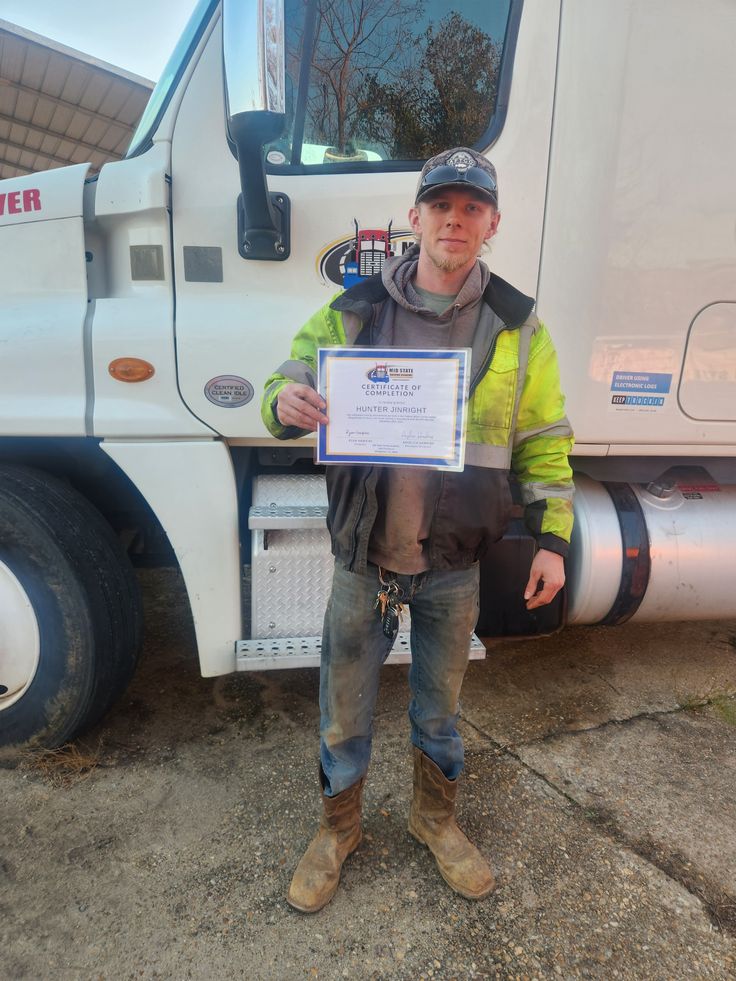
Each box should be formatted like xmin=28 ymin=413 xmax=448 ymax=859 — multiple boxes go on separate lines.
xmin=317 ymin=223 xmax=415 ymax=287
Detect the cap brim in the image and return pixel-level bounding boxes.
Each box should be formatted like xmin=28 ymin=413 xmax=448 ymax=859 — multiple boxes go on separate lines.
xmin=415 ymin=182 xmax=497 ymax=205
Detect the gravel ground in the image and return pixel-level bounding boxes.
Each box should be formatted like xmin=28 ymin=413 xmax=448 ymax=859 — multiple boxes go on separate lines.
xmin=2 ymin=569 xmax=735 ymax=980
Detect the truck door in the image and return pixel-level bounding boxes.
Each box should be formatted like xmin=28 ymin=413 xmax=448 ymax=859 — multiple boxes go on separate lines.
xmin=171 ymin=0 xmax=560 ymax=438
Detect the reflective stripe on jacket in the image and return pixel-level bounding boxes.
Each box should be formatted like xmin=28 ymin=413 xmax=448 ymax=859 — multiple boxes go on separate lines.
xmin=261 ymin=272 xmax=574 ymax=570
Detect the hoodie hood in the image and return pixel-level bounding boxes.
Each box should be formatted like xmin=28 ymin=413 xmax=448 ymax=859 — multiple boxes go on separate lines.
xmin=381 ymin=244 xmax=490 ymax=320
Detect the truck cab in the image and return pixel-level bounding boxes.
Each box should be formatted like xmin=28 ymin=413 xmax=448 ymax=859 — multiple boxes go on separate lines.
xmin=1 ymin=0 xmax=735 ymax=753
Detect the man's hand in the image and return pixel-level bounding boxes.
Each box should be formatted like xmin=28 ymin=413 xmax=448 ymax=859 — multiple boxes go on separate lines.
xmin=276 ymin=383 xmax=328 ymax=432
xmin=524 ymin=548 xmax=565 ymax=610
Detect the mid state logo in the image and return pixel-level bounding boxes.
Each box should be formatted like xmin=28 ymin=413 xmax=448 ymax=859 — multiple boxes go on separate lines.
xmin=366 ymin=362 xmax=414 ymax=383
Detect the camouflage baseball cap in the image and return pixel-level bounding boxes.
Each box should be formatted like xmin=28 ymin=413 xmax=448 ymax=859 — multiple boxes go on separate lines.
xmin=415 ymin=147 xmax=498 ymax=207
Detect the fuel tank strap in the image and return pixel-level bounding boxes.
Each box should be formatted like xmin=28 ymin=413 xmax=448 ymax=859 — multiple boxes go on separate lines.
xmin=599 ymin=482 xmax=651 ymax=625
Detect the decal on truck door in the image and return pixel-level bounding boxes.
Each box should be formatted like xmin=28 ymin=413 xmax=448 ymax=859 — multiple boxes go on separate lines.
xmin=317 ymin=223 xmax=414 ymax=287
xmin=204 ymin=375 xmax=254 ymax=407
xmin=609 ymin=371 xmax=673 ymax=411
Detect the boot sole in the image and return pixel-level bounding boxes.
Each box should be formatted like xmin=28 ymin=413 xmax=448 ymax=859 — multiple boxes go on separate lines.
xmin=408 ymin=822 xmax=496 ymax=901
xmin=286 ymin=890 xmax=337 ymax=914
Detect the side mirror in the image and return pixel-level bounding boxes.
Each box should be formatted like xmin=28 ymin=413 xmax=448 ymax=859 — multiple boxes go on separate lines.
xmin=223 ymin=0 xmax=290 ymax=260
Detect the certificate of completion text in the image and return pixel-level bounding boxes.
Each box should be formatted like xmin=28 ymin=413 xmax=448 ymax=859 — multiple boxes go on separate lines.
xmin=316 ymin=347 xmax=469 ymax=470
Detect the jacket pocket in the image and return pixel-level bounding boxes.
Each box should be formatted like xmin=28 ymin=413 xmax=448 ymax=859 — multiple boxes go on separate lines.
xmin=471 ymin=347 xmax=518 ymax=431
xmin=430 ymin=466 xmax=513 ymax=567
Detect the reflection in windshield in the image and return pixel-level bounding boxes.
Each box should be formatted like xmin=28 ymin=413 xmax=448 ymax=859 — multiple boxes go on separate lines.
xmin=299 ymin=0 xmax=422 ymax=160
xmin=273 ymin=0 xmax=511 ymax=166
xmin=126 ymin=0 xmax=218 ymax=158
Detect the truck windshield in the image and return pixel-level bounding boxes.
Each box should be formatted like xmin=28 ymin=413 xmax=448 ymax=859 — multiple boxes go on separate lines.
xmin=266 ymin=0 xmax=516 ymax=173
xmin=126 ymin=0 xmax=219 ymax=158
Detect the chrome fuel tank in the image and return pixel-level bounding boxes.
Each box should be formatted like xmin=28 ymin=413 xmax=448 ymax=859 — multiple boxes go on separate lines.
xmin=568 ymin=473 xmax=736 ymax=624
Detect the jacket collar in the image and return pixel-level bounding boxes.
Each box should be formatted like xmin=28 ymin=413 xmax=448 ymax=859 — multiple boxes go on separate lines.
xmin=330 ymin=269 xmax=535 ymax=329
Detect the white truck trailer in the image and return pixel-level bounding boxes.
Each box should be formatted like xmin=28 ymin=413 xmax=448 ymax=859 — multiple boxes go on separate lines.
xmin=1 ymin=0 xmax=735 ymax=753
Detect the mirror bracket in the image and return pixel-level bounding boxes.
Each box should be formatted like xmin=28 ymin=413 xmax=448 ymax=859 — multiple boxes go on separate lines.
xmin=237 ymin=191 xmax=290 ymax=261
xmin=231 ymin=111 xmax=290 ymax=261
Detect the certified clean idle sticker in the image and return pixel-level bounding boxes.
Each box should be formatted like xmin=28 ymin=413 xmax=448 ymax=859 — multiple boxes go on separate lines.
xmin=204 ymin=375 xmax=254 ymax=407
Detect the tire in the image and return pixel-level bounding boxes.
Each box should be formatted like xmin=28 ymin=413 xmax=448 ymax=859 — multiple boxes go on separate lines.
xmin=0 ymin=464 xmax=143 ymax=757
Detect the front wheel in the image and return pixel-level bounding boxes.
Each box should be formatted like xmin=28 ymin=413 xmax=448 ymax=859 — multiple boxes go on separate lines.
xmin=0 ymin=464 xmax=143 ymax=758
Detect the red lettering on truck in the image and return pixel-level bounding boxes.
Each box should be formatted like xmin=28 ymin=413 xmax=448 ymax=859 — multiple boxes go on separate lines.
xmin=23 ymin=189 xmax=41 ymax=211
xmin=0 ymin=188 xmax=42 ymax=215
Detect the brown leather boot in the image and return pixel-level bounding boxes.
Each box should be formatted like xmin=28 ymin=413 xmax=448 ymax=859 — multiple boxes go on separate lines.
xmin=286 ymin=776 xmax=365 ymax=913
xmin=408 ymin=747 xmax=495 ymax=899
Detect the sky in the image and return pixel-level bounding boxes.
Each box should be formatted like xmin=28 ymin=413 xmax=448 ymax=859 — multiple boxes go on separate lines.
xmin=0 ymin=1 xmax=512 ymax=83
xmin=0 ymin=0 xmax=201 ymax=81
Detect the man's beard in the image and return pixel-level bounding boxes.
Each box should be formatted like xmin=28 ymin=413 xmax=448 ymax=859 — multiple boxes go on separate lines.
xmin=416 ymin=233 xmax=479 ymax=273
xmin=426 ymin=248 xmax=476 ymax=273
xmin=429 ymin=254 xmax=470 ymax=272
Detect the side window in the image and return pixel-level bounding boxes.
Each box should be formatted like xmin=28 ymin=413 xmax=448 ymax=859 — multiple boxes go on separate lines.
xmin=267 ymin=0 xmax=515 ymax=172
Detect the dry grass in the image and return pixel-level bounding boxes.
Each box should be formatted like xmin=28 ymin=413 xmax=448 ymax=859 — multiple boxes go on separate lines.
xmin=20 ymin=740 xmax=104 ymax=787
xmin=712 ymin=694 xmax=736 ymax=727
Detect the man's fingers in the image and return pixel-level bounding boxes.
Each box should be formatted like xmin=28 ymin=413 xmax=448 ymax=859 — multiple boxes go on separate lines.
xmin=276 ymin=384 xmax=328 ymax=430
xmin=525 ymin=579 xmax=563 ymax=610
xmin=523 ymin=572 xmax=538 ymax=602
xmin=523 ymin=549 xmax=565 ymax=609
xmin=281 ymin=397 xmax=324 ymax=423
xmin=526 ymin=585 xmax=553 ymax=609
xmin=292 ymin=385 xmax=326 ymax=411
xmin=280 ymin=404 xmax=327 ymax=431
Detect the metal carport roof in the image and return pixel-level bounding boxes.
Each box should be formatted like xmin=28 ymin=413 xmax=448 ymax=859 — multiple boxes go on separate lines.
xmin=0 ymin=19 xmax=154 ymax=180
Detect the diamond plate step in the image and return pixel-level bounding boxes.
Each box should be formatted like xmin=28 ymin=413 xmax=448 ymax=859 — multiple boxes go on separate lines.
xmin=251 ymin=527 xmax=333 ymax=637
xmin=235 ymin=632 xmax=486 ymax=671
xmin=253 ymin=474 xmax=328 ymax=507
xmin=249 ymin=504 xmax=328 ymax=530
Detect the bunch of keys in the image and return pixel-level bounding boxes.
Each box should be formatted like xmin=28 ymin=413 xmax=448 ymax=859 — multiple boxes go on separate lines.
xmin=374 ymin=572 xmax=404 ymax=639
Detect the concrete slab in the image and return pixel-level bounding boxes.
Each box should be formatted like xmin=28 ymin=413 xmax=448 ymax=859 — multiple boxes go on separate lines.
xmin=517 ymin=704 xmax=736 ymax=934
xmin=3 ymin=709 xmax=735 ymax=979
xmin=2 ymin=570 xmax=735 ymax=979
xmin=462 ymin=621 xmax=736 ymax=747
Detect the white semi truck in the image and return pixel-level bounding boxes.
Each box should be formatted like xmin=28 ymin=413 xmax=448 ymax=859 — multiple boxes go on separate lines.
xmin=1 ymin=0 xmax=735 ymax=753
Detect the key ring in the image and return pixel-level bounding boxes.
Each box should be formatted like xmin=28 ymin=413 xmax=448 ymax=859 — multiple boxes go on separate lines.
xmin=379 ymin=567 xmax=404 ymax=600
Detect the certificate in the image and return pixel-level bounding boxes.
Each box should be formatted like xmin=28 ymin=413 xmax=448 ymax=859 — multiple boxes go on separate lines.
xmin=316 ymin=347 xmax=469 ymax=470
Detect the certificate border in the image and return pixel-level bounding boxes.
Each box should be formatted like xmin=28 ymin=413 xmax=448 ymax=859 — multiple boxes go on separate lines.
xmin=316 ymin=347 xmax=468 ymax=470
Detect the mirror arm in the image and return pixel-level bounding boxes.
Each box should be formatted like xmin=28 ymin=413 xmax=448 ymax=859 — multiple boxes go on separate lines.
xmin=231 ymin=111 xmax=290 ymax=261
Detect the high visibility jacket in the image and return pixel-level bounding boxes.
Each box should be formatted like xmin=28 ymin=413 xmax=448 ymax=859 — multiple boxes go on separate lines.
xmin=262 ymin=272 xmax=574 ymax=572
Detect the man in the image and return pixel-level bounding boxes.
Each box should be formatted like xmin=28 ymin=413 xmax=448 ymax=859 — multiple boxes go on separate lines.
xmin=261 ymin=147 xmax=574 ymax=913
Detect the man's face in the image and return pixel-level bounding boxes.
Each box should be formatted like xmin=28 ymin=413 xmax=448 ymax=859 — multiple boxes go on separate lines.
xmin=409 ymin=188 xmax=500 ymax=275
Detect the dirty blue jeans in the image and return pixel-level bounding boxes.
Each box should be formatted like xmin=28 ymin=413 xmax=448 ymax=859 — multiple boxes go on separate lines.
xmin=319 ymin=561 xmax=480 ymax=796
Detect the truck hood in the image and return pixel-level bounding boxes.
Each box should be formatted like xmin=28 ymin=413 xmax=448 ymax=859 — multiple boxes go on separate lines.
xmin=0 ymin=162 xmax=91 ymax=227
